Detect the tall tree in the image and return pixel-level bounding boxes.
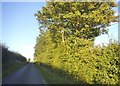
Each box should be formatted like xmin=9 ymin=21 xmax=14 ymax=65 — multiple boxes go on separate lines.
xmin=35 ymin=2 xmax=118 ymax=42
xmin=34 ymin=2 xmax=119 ymax=84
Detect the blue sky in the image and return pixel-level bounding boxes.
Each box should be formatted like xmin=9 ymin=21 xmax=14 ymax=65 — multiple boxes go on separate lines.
xmin=2 ymin=2 xmax=46 ymax=60
xmin=1 ymin=2 xmax=118 ymax=61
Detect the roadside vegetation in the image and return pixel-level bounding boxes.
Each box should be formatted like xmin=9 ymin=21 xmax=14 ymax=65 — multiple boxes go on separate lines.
xmin=1 ymin=44 xmax=27 ymax=78
xmin=35 ymin=63 xmax=79 ymax=84
xmin=34 ymin=2 xmax=119 ymax=84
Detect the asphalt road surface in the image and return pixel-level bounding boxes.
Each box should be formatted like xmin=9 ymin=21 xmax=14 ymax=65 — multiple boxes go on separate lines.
xmin=2 ymin=63 xmax=47 ymax=84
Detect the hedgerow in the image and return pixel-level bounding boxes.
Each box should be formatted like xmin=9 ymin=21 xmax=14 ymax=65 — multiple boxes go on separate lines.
xmin=34 ymin=2 xmax=119 ymax=84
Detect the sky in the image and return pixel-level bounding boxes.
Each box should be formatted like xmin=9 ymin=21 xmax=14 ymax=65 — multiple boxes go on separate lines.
xmin=1 ymin=2 xmax=119 ymax=61
xmin=2 ymin=2 xmax=46 ymax=61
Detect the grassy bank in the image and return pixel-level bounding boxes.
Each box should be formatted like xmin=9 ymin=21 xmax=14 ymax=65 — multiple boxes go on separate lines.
xmin=2 ymin=44 xmax=27 ymax=78
xmin=2 ymin=62 xmax=27 ymax=78
xmin=35 ymin=63 xmax=80 ymax=84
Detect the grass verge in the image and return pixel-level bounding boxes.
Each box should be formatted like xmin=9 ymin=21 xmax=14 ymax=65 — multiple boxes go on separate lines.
xmin=2 ymin=62 xmax=27 ymax=78
xmin=35 ymin=63 xmax=78 ymax=84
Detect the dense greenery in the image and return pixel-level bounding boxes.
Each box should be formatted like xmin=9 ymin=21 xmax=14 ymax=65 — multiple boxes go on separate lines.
xmin=34 ymin=2 xmax=119 ymax=84
xmin=1 ymin=44 xmax=27 ymax=77
xmin=2 ymin=44 xmax=26 ymax=64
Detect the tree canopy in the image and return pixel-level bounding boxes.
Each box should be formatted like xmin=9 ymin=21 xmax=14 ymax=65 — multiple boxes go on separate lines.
xmin=35 ymin=2 xmax=117 ymax=41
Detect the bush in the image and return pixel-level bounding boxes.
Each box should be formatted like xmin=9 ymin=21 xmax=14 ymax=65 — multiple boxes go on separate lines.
xmin=34 ymin=34 xmax=119 ymax=84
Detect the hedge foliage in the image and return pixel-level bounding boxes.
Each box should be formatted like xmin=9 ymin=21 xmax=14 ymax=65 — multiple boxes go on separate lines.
xmin=2 ymin=44 xmax=27 ymax=65
xmin=34 ymin=30 xmax=119 ymax=84
xmin=34 ymin=2 xmax=119 ymax=84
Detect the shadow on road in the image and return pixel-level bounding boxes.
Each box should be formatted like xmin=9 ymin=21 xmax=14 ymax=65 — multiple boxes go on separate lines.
xmin=36 ymin=62 xmax=84 ymax=84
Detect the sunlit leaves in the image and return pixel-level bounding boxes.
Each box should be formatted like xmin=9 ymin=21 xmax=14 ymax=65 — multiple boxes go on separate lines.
xmin=34 ymin=2 xmax=119 ymax=84
xmin=35 ymin=2 xmax=117 ymax=41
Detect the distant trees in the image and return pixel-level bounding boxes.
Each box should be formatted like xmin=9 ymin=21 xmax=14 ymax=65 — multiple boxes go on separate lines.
xmin=27 ymin=58 xmax=31 ymax=62
xmin=34 ymin=2 xmax=119 ymax=84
